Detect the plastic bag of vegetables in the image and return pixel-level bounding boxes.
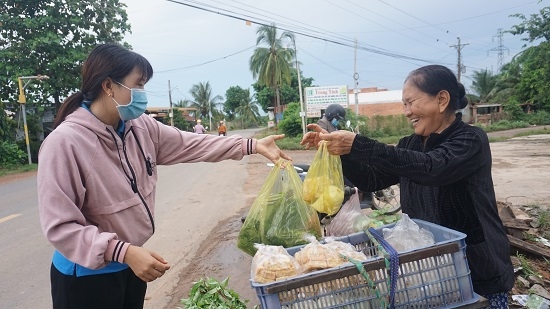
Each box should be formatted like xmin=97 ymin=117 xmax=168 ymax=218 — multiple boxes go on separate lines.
xmin=237 ymin=160 xmax=322 ymax=256
xmin=326 ymin=189 xmax=383 ymax=236
xmin=302 ymin=141 xmax=345 ymax=215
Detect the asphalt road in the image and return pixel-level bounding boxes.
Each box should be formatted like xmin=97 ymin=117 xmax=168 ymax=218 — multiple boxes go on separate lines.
xmin=0 ymin=128 xmax=261 ymax=309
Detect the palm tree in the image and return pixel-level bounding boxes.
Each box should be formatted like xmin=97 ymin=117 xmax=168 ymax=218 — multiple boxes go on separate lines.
xmin=189 ymin=81 xmax=223 ymax=130
xmin=249 ymin=23 xmax=295 ymax=126
xmin=235 ymin=88 xmax=260 ymax=129
xmin=174 ymin=99 xmax=192 ymax=108
xmin=471 ymin=69 xmax=498 ymax=102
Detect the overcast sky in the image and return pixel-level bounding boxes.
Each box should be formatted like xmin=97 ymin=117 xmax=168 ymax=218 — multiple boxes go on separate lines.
xmin=119 ymin=0 xmax=543 ymax=108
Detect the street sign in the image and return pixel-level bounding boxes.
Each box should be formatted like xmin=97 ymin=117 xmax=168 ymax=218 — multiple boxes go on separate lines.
xmin=305 ymin=85 xmax=348 ymax=117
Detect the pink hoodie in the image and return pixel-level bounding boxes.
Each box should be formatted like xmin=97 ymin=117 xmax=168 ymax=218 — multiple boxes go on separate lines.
xmin=38 ymin=107 xmax=256 ymax=269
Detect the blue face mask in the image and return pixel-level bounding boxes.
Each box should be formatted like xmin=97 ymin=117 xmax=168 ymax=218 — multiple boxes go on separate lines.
xmin=111 ymin=82 xmax=148 ymax=121
xmin=331 ymin=118 xmax=340 ymax=127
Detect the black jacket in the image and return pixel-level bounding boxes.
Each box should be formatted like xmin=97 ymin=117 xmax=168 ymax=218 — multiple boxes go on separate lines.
xmin=341 ymin=115 xmax=514 ymax=296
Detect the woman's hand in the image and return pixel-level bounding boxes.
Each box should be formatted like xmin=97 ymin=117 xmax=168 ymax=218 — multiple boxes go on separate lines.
xmin=300 ymin=124 xmax=328 ymax=149
xmin=124 ymin=245 xmax=171 ymax=282
xmin=319 ymin=130 xmax=356 ymax=155
xmin=256 ymin=134 xmax=292 ymax=163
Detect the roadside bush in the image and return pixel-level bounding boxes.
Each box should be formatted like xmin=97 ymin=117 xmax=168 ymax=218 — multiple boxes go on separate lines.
xmin=526 ymin=111 xmax=550 ymax=125
xmin=16 ymin=140 xmax=41 ymax=163
xmin=357 ymin=114 xmax=413 ymax=138
xmin=278 ymin=102 xmax=302 ymax=137
xmin=274 ymin=136 xmax=306 ymax=150
xmin=478 ymin=120 xmax=530 ymax=132
xmin=0 ymin=141 xmax=28 ymax=166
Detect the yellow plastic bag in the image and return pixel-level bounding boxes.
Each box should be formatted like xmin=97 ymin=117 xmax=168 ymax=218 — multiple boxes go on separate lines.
xmin=302 ymin=141 xmax=345 ymax=215
xmin=237 ymin=160 xmax=322 ymax=256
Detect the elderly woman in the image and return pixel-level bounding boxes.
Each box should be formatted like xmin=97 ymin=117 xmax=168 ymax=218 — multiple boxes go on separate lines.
xmin=302 ymin=64 xmax=513 ymax=308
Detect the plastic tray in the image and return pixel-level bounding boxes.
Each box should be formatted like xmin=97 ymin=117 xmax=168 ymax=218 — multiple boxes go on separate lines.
xmin=251 ymin=219 xmax=479 ymax=308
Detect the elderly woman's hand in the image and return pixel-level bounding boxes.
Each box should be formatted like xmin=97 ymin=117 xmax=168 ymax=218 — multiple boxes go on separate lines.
xmin=300 ymin=124 xmax=328 ymax=149
xmin=256 ymin=134 xmax=292 ymax=163
xmin=318 ymin=130 xmax=356 ymax=155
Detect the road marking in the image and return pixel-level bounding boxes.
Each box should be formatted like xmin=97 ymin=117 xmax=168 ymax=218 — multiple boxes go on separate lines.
xmin=0 ymin=214 xmax=21 ymax=223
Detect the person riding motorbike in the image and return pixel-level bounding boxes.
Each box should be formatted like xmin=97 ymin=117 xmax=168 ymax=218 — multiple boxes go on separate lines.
xmin=317 ymin=104 xmax=345 ymax=133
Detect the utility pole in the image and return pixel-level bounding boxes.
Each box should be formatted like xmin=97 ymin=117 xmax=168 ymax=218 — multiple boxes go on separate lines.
xmin=18 ymin=75 xmax=49 ymax=164
xmin=168 ymin=80 xmax=174 ymax=126
xmin=450 ymin=36 xmax=469 ymax=83
xmin=353 ymin=38 xmax=359 ymax=116
xmin=488 ymin=28 xmax=509 ymax=72
xmin=293 ymin=41 xmax=306 ymax=135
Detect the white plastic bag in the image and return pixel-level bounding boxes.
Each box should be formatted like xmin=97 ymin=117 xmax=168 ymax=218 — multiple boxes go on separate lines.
xmin=382 ymin=213 xmax=435 ymax=252
xmin=250 ymin=244 xmax=302 ymax=283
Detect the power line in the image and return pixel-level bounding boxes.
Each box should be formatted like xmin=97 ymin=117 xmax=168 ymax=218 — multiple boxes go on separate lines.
xmin=166 ymin=0 xmax=450 ymax=65
xmin=154 ymin=45 xmax=255 ymax=73
xmin=343 ymin=0 xmax=447 ymax=48
xmin=323 ymin=0 xmax=448 ymax=52
xmin=376 ymin=0 xmax=451 ymax=36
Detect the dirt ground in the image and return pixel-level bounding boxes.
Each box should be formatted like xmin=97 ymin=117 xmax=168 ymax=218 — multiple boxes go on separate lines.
xmin=166 ymin=131 xmax=550 ymax=308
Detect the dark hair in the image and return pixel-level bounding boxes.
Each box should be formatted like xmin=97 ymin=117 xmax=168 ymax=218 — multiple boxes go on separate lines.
xmin=405 ymin=65 xmax=468 ymax=114
xmin=53 ymin=43 xmax=153 ymax=128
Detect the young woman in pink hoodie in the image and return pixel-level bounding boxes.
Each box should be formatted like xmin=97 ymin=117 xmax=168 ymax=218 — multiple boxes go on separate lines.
xmin=37 ymin=43 xmax=291 ymax=309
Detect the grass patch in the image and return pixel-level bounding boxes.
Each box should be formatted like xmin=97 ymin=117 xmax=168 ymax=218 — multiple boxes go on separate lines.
xmin=517 ymin=253 xmax=539 ymax=278
xmin=0 ymin=164 xmax=38 ymax=177
xmin=274 ymin=136 xmax=307 ymax=150
xmin=537 ymin=209 xmax=550 ymax=239
xmin=512 ymin=128 xmax=550 ymax=137
xmin=488 ymin=136 xmax=509 ymax=143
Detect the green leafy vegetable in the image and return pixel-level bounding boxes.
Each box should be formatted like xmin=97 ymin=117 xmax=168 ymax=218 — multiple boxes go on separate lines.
xmin=180 ymin=277 xmax=256 ymax=309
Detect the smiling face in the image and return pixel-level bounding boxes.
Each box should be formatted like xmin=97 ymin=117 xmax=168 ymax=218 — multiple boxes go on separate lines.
xmin=402 ymin=80 xmax=451 ymax=137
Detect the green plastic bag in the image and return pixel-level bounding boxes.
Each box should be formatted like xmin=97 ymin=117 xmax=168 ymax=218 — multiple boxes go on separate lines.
xmin=302 ymin=141 xmax=345 ymax=215
xmin=237 ymin=160 xmax=322 ymax=256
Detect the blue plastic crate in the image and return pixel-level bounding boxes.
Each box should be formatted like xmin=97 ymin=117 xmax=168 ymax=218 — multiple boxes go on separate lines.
xmin=251 ymin=219 xmax=479 ymax=308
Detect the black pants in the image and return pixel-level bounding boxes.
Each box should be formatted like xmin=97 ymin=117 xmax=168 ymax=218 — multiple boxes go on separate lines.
xmin=50 ymin=263 xmax=147 ymax=309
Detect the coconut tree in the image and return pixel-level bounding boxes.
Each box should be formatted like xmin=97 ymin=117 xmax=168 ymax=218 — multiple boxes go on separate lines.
xmin=189 ymin=81 xmax=223 ymax=130
xmin=471 ymin=69 xmax=498 ymax=102
xmin=235 ymin=88 xmax=260 ymax=128
xmin=249 ymin=23 xmax=295 ymax=126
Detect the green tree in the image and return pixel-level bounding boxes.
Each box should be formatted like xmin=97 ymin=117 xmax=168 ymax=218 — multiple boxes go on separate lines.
xmin=470 ymin=69 xmax=498 ymax=102
xmin=277 ymin=102 xmax=302 ymax=137
xmin=249 ymin=23 xmax=295 ymax=125
xmin=0 ymin=101 xmax=16 ymax=142
xmin=0 ymin=0 xmax=131 ymax=112
xmin=235 ymin=88 xmax=260 ymax=129
xmin=513 ymin=43 xmax=550 ymax=112
xmin=172 ymin=108 xmax=192 ymax=132
xmin=174 ymin=99 xmax=193 ymax=108
xmin=224 ymin=86 xmax=248 ymax=120
xmin=508 ymin=6 xmax=550 ymax=113
xmin=188 ymin=81 xmax=223 ymax=127
xmin=509 ymin=7 xmax=550 ymax=43
xmin=252 ymin=68 xmax=314 ymax=113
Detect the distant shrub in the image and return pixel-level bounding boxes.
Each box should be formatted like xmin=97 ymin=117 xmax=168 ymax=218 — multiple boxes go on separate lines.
xmin=0 ymin=141 xmax=27 ymax=166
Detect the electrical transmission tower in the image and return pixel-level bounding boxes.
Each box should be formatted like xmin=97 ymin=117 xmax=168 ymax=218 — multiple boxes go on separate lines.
xmin=488 ymin=28 xmax=509 ymax=71
xmin=450 ymin=36 xmax=469 ymax=83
